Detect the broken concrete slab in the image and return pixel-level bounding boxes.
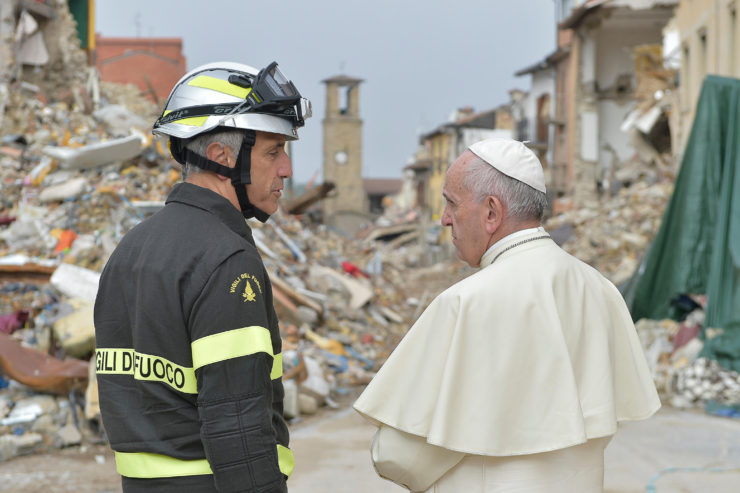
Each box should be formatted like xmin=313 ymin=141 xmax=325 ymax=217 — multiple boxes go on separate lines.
xmin=309 ymin=265 xmax=373 ymax=310
xmin=42 ymin=135 xmax=142 ymax=170
xmin=93 ymin=104 xmax=150 ymax=137
xmin=53 ymin=423 xmax=82 ymax=449
xmin=0 ymin=432 xmax=44 ymax=462
xmin=38 ymin=176 xmax=88 ymax=203
xmin=129 ymin=200 xmax=165 ymax=216
xmin=52 ymin=299 xmax=95 ymax=358
xmin=49 ymin=263 xmax=100 ymax=303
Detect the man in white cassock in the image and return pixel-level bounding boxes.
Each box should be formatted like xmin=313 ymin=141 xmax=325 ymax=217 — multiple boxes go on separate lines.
xmin=353 ymin=138 xmax=661 ymax=493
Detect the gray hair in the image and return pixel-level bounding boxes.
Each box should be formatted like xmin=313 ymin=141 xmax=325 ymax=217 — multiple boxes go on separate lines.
xmin=181 ymin=130 xmax=245 ymax=180
xmin=462 ymin=155 xmax=547 ymax=222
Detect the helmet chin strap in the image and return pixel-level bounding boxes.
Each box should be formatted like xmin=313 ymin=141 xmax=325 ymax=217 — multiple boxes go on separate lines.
xmin=169 ymin=131 xmax=271 ymax=222
xmin=231 ymin=131 xmax=271 ymax=223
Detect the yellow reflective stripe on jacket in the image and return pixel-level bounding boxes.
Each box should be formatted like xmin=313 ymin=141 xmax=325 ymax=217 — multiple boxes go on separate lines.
xmin=277 ymin=444 xmax=294 ymax=478
xmin=115 ymin=451 xmax=212 ymax=478
xmin=191 ymin=326 xmax=274 ymax=371
xmin=271 ymin=353 xmax=283 ymax=380
xmin=188 ymin=75 xmax=252 ymax=99
xmin=115 ymin=445 xmax=293 ymax=479
xmin=95 ymin=348 xmax=197 ymax=394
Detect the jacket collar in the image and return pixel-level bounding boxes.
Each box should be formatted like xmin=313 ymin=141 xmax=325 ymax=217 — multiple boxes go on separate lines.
xmin=166 ymin=182 xmax=255 ymax=244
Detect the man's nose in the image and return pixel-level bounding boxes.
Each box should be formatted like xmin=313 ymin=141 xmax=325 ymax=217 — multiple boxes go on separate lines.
xmin=441 ymin=209 xmax=451 ymax=226
xmin=279 ymin=156 xmax=293 ymax=179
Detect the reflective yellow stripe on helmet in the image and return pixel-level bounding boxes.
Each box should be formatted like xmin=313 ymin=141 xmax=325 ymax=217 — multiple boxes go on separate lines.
xmin=191 ymin=326 xmax=274 ymax=370
xmin=115 ymin=445 xmax=293 ymax=479
xmin=95 ymin=348 xmax=197 ymax=394
xmin=115 ymin=451 xmax=212 ymax=478
xmin=188 ymin=75 xmax=252 ymax=99
xmin=171 ymin=116 xmax=209 ymax=127
xmin=278 ymin=444 xmax=294 ymax=478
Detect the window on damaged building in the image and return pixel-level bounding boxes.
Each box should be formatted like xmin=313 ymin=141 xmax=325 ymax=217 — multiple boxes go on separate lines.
xmin=698 ymin=29 xmax=707 ymax=82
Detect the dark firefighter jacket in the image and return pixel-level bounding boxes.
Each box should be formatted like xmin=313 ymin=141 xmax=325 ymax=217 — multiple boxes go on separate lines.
xmin=94 ymin=182 xmax=291 ymax=493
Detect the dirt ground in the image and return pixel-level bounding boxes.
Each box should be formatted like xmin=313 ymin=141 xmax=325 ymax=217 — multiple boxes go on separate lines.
xmin=0 ymin=390 xmax=364 ymax=493
xmin=4 ymin=402 xmax=740 ymax=493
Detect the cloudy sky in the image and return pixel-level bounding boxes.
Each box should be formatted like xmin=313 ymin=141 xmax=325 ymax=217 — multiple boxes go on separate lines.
xmin=97 ymin=0 xmax=555 ymax=183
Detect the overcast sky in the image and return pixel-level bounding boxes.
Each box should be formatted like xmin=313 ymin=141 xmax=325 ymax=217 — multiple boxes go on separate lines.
xmin=96 ymin=0 xmax=555 ymax=183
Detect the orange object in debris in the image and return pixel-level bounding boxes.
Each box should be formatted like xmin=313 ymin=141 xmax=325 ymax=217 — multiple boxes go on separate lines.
xmin=0 ymin=332 xmax=89 ymax=394
xmin=54 ymin=229 xmax=77 ymax=254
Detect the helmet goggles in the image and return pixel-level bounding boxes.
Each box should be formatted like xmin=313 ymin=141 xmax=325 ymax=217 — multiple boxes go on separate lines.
xmin=153 ymin=61 xmax=311 ymax=132
xmin=227 ymin=61 xmax=312 ymax=127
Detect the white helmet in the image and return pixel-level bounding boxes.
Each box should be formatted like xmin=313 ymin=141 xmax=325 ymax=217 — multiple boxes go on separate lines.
xmin=153 ymin=61 xmax=312 ymax=222
xmin=152 ymin=61 xmax=311 ymax=141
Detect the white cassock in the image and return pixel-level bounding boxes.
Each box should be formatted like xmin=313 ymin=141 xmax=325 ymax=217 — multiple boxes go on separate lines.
xmin=354 ymin=228 xmax=661 ymax=492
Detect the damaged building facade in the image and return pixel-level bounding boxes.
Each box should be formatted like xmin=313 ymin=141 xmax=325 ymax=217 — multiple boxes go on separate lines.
xmin=1 ymin=0 xmax=91 ymax=119
xmin=549 ymin=0 xmax=678 ymax=210
xmin=513 ymin=0 xmax=740 ymax=212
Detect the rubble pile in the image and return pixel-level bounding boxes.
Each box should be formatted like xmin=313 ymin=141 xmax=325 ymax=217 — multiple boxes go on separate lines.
xmin=545 ymin=179 xmax=674 ymax=286
xmin=634 ymin=300 xmax=740 ymax=417
xmin=0 ymin=90 xmax=429 ymax=455
xmin=236 ymin=211 xmax=431 ymax=419
xmin=0 ymin=203 xmax=429 ymax=460
xmin=0 ymin=159 xmax=428 ymax=460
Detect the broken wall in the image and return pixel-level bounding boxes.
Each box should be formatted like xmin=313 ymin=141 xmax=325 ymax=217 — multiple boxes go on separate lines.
xmin=16 ymin=0 xmax=88 ymax=96
xmin=576 ymin=21 xmax=668 ymax=202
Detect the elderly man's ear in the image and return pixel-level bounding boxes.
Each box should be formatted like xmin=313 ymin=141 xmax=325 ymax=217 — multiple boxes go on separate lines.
xmin=484 ymin=195 xmax=505 ymax=234
xmin=206 ymin=142 xmax=236 ymax=181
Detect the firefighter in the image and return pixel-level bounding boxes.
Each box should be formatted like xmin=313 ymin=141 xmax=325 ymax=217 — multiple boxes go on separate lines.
xmin=94 ymin=60 xmax=311 ymax=492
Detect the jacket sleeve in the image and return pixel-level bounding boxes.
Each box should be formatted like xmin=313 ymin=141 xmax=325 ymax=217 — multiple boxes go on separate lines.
xmin=371 ymin=425 xmax=465 ymax=492
xmin=189 ymin=250 xmax=288 ymax=493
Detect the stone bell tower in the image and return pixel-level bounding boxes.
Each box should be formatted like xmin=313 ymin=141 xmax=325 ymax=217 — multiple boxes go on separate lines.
xmin=322 ymin=74 xmax=364 ymax=222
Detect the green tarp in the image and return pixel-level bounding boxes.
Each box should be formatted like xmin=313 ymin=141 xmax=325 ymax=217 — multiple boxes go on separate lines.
xmin=625 ymin=75 xmax=740 ymax=372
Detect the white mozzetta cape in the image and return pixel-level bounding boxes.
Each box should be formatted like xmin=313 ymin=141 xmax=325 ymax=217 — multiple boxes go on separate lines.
xmin=355 ymin=230 xmax=660 ymax=456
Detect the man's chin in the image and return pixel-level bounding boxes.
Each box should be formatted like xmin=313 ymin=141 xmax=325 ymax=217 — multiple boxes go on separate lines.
xmin=262 ymin=201 xmax=279 ymax=215
xmin=247 ymin=197 xmax=279 ymax=215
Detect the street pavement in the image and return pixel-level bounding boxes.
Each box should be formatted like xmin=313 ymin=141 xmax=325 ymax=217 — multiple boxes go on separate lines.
xmin=288 ymin=405 xmax=740 ymax=493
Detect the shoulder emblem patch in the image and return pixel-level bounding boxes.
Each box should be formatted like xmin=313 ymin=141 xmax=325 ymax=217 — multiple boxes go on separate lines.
xmin=229 ymin=273 xmax=263 ymax=303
